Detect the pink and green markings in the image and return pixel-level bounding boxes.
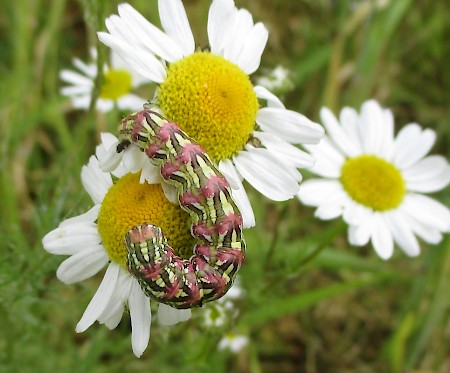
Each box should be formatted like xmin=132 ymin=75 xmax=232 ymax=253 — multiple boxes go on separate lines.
xmin=118 ymin=110 xmax=245 ymax=309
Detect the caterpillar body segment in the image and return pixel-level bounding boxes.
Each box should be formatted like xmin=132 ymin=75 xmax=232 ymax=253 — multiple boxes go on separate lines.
xmin=118 ymin=110 xmax=245 ymax=308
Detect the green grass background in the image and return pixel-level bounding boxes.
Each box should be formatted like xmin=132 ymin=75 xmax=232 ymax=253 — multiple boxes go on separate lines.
xmin=1 ymin=0 xmax=449 ymax=372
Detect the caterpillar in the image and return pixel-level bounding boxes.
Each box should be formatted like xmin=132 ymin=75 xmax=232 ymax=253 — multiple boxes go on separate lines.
xmin=117 ymin=109 xmax=245 ymax=309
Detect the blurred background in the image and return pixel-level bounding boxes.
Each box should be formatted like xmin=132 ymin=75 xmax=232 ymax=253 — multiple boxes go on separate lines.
xmin=1 ymin=0 xmax=449 ymax=372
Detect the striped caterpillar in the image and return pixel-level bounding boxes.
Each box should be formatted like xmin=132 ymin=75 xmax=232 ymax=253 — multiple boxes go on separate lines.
xmin=117 ymin=110 xmax=245 ymax=309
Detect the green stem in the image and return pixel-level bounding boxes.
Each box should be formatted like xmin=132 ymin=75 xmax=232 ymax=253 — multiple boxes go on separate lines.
xmin=263 ymin=203 xmax=289 ymax=270
xmin=298 ymin=220 xmax=347 ymax=268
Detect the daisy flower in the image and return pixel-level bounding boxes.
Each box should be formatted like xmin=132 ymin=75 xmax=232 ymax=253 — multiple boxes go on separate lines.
xmin=97 ymin=0 xmax=324 ymax=227
xmin=256 ymin=65 xmax=293 ymax=93
xmin=60 ymin=49 xmax=147 ymax=112
xmin=42 ymin=133 xmax=192 ymax=357
xmin=298 ymin=100 xmax=450 ymax=259
xmin=203 ymin=277 xmax=243 ymax=328
xmin=218 ymin=333 xmax=249 ymax=353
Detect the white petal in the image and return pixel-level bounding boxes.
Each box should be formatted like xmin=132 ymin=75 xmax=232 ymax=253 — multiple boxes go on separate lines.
xmin=76 ymin=263 xmax=121 ymax=333
xmin=140 ymin=163 xmax=163 ymax=184
xmin=314 ymin=190 xmax=348 ymax=220
xmin=110 ymin=50 xmax=128 ymax=70
xmin=97 ymin=135 xmax=122 ymax=173
xmin=60 ymin=70 xmax=93 ymax=87
xmin=99 ymin=132 xmax=120 ymax=150
xmin=43 ymin=222 xmax=100 ymax=255
xmin=110 ymin=50 xmax=147 ymax=87
xmin=208 ymin=0 xmax=236 ymax=55
xmin=122 ymin=146 xmax=146 ymax=173
xmin=59 ymin=205 xmax=100 ymax=227
xmin=129 ymin=281 xmax=151 ymax=358
xmin=81 ymin=156 xmax=113 ymax=204
xmin=384 ymin=210 xmax=420 ymax=257
xmin=111 ymin=163 xmax=129 ymax=179
xmin=348 ymin=223 xmax=371 ymax=246
xmin=370 ymin=213 xmax=394 ymax=260
xmin=358 ymin=100 xmax=390 ymax=156
xmin=161 ymin=181 xmax=178 ymax=204
xmin=320 ymin=107 xmax=360 ymax=157
xmin=339 ymin=107 xmax=363 ymax=153
xmin=95 ymin=140 xmax=118 ymax=172
xmin=98 ymin=270 xmax=133 ymax=329
xmin=98 ymin=32 xmax=166 ymax=83
xmin=254 ymin=131 xmax=315 ymax=169
xmin=257 ymin=107 xmax=324 ymax=145
xmin=219 ymin=159 xmax=255 ymax=228
xmin=71 ymin=95 xmax=91 ymax=109
xmin=96 ymin=99 xmax=114 ymax=113
xmin=117 ymin=94 xmax=147 ymax=111
xmin=342 ymin=199 xmax=372 ymax=226
xmin=392 ymin=124 xmax=436 ymax=168
xmin=129 ymin=66 xmax=149 ymax=87
xmin=402 ymin=207 xmax=443 ymax=244
xmin=104 ymin=14 xmax=138 ymax=52
xmin=100 ymin=300 xmax=124 ymax=330
xmin=403 ymin=155 xmax=450 ymax=193
xmin=217 ymin=165 xmax=241 ymax=190
xmin=158 ymin=0 xmax=194 ymax=56
xmin=402 ymin=194 xmax=450 ymax=232
xmin=157 ymin=303 xmax=191 ymax=326
xmin=116 ymin=3 xmax=184 ymax=62
xmin=72 ymin=57 xmax=97 ymax=78
xmin=222 ymin=8 xmax=254 ymax=64
xmin=233 ymin=149 xmax=300 ymax=201
xmin=253 ymin=85 xmax=285 ymax=108
xmin=234 ymin=22 xmax=268 ymax=75
xmin=380 ymin=108 xmax=395 ymax=160
xmin=411 ymin=222 xmax=443 ymax=244
xmin=298 ymin=179 xmax=343 ymax=207
xmin=56 ymin=244 xmax=108 ymax=284
xmin=61 ymin=85 xmax=92 ymax=96
xmin=304 ymin=137 xmax=345 ymax=178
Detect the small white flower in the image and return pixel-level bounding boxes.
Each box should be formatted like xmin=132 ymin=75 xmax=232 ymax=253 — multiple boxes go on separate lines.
xmin=256 ymin=65 xmax=292 ymax=92
xmin=42 ymin=134 xmax=191 ymax=357
xmin=298 ymin=100 xmax=450 ymax=259
xmin=97 ymin=0 xmax=324 ymax=228
xmin=203 ymin=278 xmax=243 ymax=328
xmin=218 ymin=333 xmax=249 ymax=353
xmin=204 ymin=303 xmax=230 ymax=328
xmin=60 ymin=49 xmax=147 ymax=112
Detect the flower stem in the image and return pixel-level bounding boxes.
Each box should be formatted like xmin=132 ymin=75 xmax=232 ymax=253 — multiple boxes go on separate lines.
xmin=263 ymin=203 xmax=289 ymax=270
xmin=297 ymin=220 xmax=347 ymax=268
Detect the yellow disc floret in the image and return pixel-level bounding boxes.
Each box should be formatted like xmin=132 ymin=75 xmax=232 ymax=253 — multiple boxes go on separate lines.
xmin=100 ymin=69 xmax=132 ymax=100
xmin=340 ymin=155 xmax=406 ymax=211
xmin=97 ymin=173 xmax=195 ymax=268
xmin=158 ymin=52 xmax=259 ymax=162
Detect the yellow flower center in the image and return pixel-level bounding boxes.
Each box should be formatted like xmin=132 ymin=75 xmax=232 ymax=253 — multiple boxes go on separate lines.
xmin=100 ymin=69 xmax=132 ymax=100
xmin=97 ymin=173 xmax=195 ymax=268
xmin=340 ymin=155 xmax=406 ymax=211
xmin=158 ymin=52 xmax=259 ymax=162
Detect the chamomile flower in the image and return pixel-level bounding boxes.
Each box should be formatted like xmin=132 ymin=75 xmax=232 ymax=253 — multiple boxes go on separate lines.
xmin=203 ymin=277 xmax=243 ymax=328
xmin=298 ymin=100 xmax=450 ymax=259
xmin=218 ymin=333 xmax=249 ymax=353
xmin=42 ymin=133 xmax=192 ymax=357
xmin=256 ymin=65 xmax=293 ymax=93
xmin=97 ymin=0 xmax=324 ymax=227
xmin=60 ymin=49 xmax=147 ymax=112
